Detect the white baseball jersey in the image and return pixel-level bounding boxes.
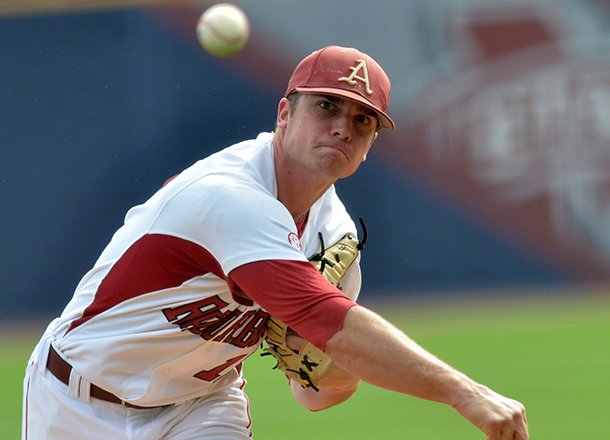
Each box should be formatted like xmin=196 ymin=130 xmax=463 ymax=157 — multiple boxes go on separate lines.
xmin=44 ymin=132 xmax=361 ymax=407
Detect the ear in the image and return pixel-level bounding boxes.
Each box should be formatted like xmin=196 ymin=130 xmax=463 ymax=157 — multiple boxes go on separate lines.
xmin=362 ymin=131 xmax=378 ymax=162
xmin=276 ymin=97 xmax=291 ymax=129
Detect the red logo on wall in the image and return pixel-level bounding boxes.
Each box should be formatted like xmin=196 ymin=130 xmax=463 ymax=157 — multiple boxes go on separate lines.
xmin=380 ymin=5 xmax=610 ymax=281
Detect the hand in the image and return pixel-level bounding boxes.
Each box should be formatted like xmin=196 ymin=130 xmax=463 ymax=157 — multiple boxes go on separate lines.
xmin=453 ymin=384 xmax=529 ymax=440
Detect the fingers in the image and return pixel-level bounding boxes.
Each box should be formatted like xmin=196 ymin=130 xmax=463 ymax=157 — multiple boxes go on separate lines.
xmin=487 ymin=422 xmax=527 ymax=440
xmin=489 ymin=400 xmax=529 ymax=440
xmin=513 ymin=400 xmax=529 ymax=440
xmin=453 ymin=383 xmax=529 ymax=440
xmin=514 ymin=417 xmax=529 ymax=440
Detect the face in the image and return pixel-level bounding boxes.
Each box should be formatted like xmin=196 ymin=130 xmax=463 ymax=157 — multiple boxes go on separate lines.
xmin=275 ymin=93 xmax=379 ymax=180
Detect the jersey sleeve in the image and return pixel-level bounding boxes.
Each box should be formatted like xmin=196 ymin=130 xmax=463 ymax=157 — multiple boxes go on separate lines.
xmin=151 ymin=176 xmax=308 ymax=275
xmin=229 ymin=259 xmax=357 ymax=349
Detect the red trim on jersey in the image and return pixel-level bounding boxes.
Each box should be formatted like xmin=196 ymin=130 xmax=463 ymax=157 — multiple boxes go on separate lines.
xmin=295 ymin=211 xmax=309 ymax=237
xmin=67 ymin=234 xmax=225 ymax=332
xmin=229 ymin=260 xmax=356 ymax=349
xmin=163 ymin=174 xmax=179 ymax=187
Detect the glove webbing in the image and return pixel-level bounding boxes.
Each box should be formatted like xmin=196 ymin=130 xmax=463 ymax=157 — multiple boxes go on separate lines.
xmin=308 ymin=217 xmax=367 ymax=287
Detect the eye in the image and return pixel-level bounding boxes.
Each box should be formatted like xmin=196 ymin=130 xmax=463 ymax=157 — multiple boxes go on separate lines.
xmin=355 ymin=114 xmax=373 ymax=126
xmin=318 ymin=99 xmax=337 ymax=112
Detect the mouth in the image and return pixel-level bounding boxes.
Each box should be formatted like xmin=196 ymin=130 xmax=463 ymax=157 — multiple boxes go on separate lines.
xmin=318 ymin=144 xmax=349 ymax=159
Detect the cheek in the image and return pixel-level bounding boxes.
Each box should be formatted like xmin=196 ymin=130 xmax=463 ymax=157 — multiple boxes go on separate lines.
xmin=347 ymin=150 xmax=369 ymax=173
xmin=358 ymin=141 xmax=374 ymax=161
xmin=285 ymin=114 xmax=305 ymax=133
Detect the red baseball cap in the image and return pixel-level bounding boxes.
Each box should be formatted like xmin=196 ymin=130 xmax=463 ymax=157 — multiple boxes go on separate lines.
xmin=285 ymin=46 xmax=395 ymax=130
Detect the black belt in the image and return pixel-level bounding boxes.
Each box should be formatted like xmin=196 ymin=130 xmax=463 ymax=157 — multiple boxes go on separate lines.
xmin=46 ymin=345 xmax=150 ymax=409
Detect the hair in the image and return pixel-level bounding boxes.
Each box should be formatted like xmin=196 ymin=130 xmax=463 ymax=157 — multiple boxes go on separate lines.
xmin=274 ymin=92 xmax=301 ymax=131
xmin=286 ymin=92 xmax=301 ymax=114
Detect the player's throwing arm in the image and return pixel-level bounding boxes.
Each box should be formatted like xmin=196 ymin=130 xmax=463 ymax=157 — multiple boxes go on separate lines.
xmin=325 ymin=306 xmax=529 ymax=440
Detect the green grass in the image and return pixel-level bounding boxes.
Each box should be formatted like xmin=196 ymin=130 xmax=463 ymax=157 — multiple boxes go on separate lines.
xmin=0 ymin=331 xmax=38 ymax=440
xmin=4 ymin=293 xmax=610 ymax=439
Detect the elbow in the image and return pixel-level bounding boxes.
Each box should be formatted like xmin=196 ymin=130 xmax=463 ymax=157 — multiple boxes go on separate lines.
xmin=291 ymin=378 xmax=359 ymax=411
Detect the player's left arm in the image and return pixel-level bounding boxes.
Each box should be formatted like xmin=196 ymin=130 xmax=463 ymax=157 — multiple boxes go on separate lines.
xmin=288 ymin=347 xmax=360 ymax=410
xmin=229 ymin=259 xmax=361 ymax=410
xmin=289 ymin=262 xmax=362 ymax=410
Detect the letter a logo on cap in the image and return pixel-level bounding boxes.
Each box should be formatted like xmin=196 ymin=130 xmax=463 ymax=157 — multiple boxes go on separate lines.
xmin=338 ymin=59 xmax=373 ymax=95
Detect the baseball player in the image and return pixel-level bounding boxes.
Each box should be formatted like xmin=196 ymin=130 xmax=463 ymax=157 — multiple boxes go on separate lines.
xmin=23 ymin=45 xmax=528 ymax=440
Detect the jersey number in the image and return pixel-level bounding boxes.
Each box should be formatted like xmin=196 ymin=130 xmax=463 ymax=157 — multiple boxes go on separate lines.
xmin=194 ymin=354 xmax=247 ymax=382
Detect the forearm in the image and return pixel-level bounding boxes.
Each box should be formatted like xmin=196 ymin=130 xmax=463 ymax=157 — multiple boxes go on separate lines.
xmin=324 ymin=306 xmax=528 ymax=439
xmin=324 ymin=306 xmax=475 ymax=406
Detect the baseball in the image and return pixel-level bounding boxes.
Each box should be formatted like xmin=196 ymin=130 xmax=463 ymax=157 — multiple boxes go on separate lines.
xmin=196 ymin=3 xmax=250 ymax=57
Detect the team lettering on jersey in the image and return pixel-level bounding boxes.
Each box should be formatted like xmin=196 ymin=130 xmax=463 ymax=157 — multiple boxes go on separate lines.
xmin=162 ymin=296 xmax=269 ymax=349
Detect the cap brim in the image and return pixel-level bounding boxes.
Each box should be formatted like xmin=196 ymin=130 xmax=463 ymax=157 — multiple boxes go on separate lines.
xmin=294 ymin=86 xmax=396 ymax=130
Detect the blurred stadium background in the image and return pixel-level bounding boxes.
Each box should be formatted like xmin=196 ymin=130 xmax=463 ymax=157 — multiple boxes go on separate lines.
xmin=4 ymin=0 xmax=610 ymax=317
xmin=2 ymin=0 xmax=610 ymax=437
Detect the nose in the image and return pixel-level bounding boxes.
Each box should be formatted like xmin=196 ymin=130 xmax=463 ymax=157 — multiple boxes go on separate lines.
xmin=332 ymin=117 xmax=352 ymax=142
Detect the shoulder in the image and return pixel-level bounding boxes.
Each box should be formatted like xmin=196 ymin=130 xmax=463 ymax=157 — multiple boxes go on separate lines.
xmin=182 ymin=132 xmax=274 ymax=180
xmin=164 ymin=133 xmax=276 ymax=203
xmin=138 ymin=132 xmax=280 ymax=230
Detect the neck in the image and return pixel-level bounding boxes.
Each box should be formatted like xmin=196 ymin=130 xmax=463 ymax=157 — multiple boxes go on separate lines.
xmin=276 ymin=167 xmax=332 ymax=221
xmin=273 ymin=137 xmax=334 ymax=222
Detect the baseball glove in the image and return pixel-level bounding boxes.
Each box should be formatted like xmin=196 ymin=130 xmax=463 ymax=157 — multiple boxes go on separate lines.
xmin=261 ymin=220 xmax=366 ymax=391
